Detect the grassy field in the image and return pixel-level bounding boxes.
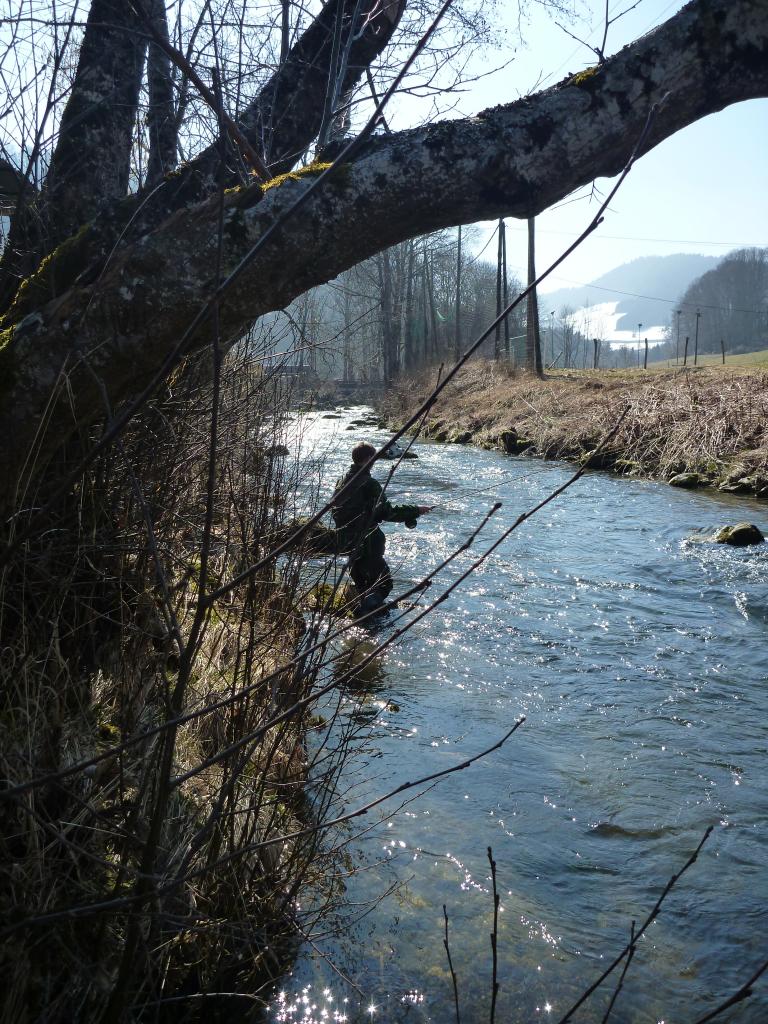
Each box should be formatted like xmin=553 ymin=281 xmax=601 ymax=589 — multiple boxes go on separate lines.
xmin=648 ymin=347 xmax=768 ymax=369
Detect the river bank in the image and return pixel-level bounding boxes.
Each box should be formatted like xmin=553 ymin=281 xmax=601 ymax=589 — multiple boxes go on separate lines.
xmin=379 ymin=362 xmax=768 ymax=499
xmin=0 ymin=359 xmax=328 ymax=1022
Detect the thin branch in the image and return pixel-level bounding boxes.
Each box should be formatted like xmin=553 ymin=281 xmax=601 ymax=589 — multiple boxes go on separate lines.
xmin=600 ymin=921 xmax=636 ymax=1024
xmin=690 ymin=956 xmax=768 ymax=1024
xmin=129 ymin=0 xmax=270 ymax=178
xmin=0 ymin=720 xmax=525 ymax=936
xmin=444 ymin=904 xmax=462 ymax=1024
xmin=488 ymin=846 xmax=500 ymax=1024
xmin=556 ymin=826 xmax=714 ymax=1023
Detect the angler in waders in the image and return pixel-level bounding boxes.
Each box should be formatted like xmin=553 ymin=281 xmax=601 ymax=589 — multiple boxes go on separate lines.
xmin=331 ymin=442 xmax=432 ymax=616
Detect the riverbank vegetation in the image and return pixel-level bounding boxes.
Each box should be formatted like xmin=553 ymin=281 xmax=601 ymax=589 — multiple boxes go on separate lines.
xmin=0 ymin=356 xmax=349 ymax=1019
xmin=381 ymin=362 xmax=768 ymax=497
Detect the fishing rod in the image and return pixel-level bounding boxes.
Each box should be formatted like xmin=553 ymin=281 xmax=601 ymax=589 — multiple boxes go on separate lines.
xmin=425 ymin=469 xmax=541 ymax=510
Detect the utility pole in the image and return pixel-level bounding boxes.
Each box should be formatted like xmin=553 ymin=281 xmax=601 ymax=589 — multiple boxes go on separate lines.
xmin=525 ymin=216 xmax=542 ymax=375
xmin=550 ymin=311 xmax=555 ymax=367
xmin=454 ymin=225 xmax=462 ymax=362
xmin=675 ymin=309 xmax=681 ymax=364
xmin=494 ymin=220 xmax=502 ymax=360
xmin=501 ymin=220 xmax=510 ymax=360
xmin=694 ymin=309 xmax=701 ymax=365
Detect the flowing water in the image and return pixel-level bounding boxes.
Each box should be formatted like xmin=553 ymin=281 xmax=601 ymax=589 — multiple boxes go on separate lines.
xmin=271 ymin=407 xmax=768 ymax=1024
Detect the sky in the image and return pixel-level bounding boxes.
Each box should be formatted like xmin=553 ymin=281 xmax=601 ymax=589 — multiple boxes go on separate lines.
xmin=392 ymin=0 xmax=768 ymax=296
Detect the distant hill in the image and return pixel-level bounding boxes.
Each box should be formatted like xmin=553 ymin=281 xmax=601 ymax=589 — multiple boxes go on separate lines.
xmin=541 ymin=254 xmax=721 ymax=340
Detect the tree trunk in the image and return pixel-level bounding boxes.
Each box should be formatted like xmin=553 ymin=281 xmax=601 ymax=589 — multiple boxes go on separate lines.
xmin=145 ymin=0 xmax=178 ymax=186
xmin=1 ymin=0 xmax=767 ymax=493
xmin=378 ymin=250 xmax=396 ymax=385
xmin=425 ymin=258 xmax=440 ymax=360
xmin=404 ymin=241 xmax=417 ymax=371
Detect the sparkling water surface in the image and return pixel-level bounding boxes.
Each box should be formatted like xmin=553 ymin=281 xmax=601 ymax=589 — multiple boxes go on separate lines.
xmin=271 ymin=407 xmax=768 ymax=1024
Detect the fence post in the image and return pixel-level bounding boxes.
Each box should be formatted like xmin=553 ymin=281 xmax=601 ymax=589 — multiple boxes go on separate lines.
xmin=643 ymin=337 xmax=648 ymax=370
xmin=683 ymin=336 xmax=689 ymax=366
xmin=721 ymin=338 xmax=726 ymax=364
xmin=593 ymin=338 xmax=599 ymax=369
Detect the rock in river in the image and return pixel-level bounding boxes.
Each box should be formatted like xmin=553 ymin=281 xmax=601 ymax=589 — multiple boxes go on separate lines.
xmin=714 ymin=522 xmax=765 ymax=546
xmin=668 ymin=472 xmax=702 ymax=488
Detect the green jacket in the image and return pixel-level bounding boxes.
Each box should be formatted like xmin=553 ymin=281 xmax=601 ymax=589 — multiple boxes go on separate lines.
xmin=331 ymin=465 xmax=421 ymax=553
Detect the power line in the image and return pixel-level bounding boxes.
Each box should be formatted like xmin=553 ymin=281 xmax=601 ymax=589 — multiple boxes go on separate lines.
xmin=502 ymin=221 xmax=765 ymax=248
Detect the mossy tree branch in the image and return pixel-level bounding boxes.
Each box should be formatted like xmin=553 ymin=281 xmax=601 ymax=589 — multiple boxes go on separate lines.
xmin=0 ymin=0 xmax=407 ymax=318
xmin=1 ymin=0 xmax=767 ymax=499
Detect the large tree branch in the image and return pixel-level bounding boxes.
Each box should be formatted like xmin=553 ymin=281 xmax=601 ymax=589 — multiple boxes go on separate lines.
xmin=1 ymin=0 xmax=766 ymax=496
xmin=0 ymin=0 xmax=406 ymax=323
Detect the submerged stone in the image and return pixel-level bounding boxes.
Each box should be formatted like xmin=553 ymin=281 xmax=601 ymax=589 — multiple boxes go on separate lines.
xmin=305 ymin=582 xmax=356 ymax=616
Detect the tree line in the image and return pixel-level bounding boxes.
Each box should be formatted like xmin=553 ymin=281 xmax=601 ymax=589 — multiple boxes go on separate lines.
xmin=656 ymin=247 xmax=768 ymax=361
xmin=263 ymin=222 xmax=622 ymax=383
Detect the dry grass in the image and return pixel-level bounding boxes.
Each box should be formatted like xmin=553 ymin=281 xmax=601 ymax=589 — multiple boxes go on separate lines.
xmin=0 ymin=353 xmax=348 ymax=1022
xmin=382 ymin=361 xmax=768 ymax=495
xmin=649 ymin=348 xmax=768 ymax=369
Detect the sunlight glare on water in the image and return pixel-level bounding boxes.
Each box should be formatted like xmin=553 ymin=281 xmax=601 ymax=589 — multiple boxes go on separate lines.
xmin=271 ymin=406 xmax=768 ymax=1023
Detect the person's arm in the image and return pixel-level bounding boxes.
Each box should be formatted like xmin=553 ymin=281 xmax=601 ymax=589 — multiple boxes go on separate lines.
xmin=376 ymin=495 xmax=433 ymax=524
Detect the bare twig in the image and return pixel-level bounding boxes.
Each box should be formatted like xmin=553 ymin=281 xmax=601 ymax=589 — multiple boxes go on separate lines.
xmin=601 ymin=921 xmax=636 ymax=1024
xmin=488 ymin=846 xmax=500 ymax=1024
xmin=444 ymin=904 xmax=462 ymax=1024
xmin=690 ymin=955 xmax=768 ymax=1024
xmin=556 ymin=826 xmax=714 ymax=1023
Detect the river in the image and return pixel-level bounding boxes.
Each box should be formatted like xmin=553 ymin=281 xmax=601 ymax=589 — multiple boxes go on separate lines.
xmin=271 ymin=405 xmax=768 ymax=1024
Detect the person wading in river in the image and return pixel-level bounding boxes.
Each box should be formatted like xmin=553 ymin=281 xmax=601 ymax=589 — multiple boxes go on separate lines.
xmin=332 ymin=442 xmax=432 ymax=616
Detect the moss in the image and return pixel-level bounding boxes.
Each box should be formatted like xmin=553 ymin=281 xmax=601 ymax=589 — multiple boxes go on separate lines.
xmin=5 ymin=221 xmax=94 ymax=322
xmin=262 ymin=160 xmax=334 ymax=193
xmin=163 ymin=160 xmax=192 ymax=180
xmin=614 ymin=458 xmax=643 ymax=475
xmin=0 ymin=324 xmax=16 ymax=400
xmin=258 ymin=158 xmax=352 ymax=200
xmin=567 ymin=66 xmax=600 ymax=86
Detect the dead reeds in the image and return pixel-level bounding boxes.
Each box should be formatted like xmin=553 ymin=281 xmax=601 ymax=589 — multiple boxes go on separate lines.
xmin=382 ymin=362 xmax=768 ymax=495
xmin=0 ymin=350 xmax=356 ymax=1021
